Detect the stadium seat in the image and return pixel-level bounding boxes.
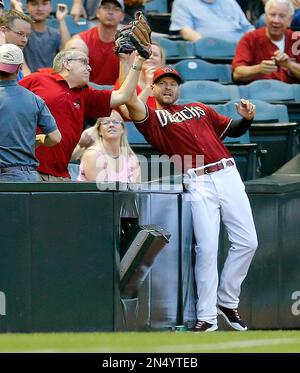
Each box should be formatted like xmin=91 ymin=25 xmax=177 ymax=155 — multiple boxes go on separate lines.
xmin=239 ymin=80 xmax=296 ymax=102
xmin=193 ymin=37 xmax=237 ymax=63
xmin=239 ymin=80 xmax=300 ymax=124
xmin=125 ymin=122 xmax=147 ymax=144
xmin=222 ymin=99 xmax=290 ymax=123
xmin=144 ymin=0 xmax=168 ymax=13
xmin=171 ymin=59 xmax=232 ymax=84
xmin=156 ymin=38 xmax=195 ymax=62
xmin=65 ymin=14 xmax=88 ymax=36
xmin=179 ymin=81 xmax=240 ymax=104
xmin=217 ymin=99 xmax=299 ymax=176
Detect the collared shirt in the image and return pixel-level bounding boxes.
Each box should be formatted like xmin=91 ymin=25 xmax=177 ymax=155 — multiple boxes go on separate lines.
xmin=134 ymin=102 xmax=231 ymax=172
xmin=170 ymin=0 xmax=254 ymax=43
xmin=0 ymin=79 xmax=57 ymax=168
xmin=232 ymin=28 xmax=300 ymax=83
xmin=19 ymin=73 xmax=112 ymax=177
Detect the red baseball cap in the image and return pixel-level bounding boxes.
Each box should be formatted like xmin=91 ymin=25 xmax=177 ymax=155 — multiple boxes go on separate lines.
xmin=152 ymin=66 xmax=183 ymax=85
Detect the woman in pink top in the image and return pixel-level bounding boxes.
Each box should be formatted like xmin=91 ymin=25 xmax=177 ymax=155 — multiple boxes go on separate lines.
xmin=77 ymin=116 xmax=141 ymax=183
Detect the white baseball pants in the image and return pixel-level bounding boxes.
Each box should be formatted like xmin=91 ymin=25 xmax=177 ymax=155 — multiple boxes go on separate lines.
xmin=187 ymin=160 xmax=258 ymax=324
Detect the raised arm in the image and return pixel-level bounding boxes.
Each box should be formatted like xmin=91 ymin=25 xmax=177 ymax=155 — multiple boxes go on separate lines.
xmin=110 ymin=11 xmax=152 ymax=109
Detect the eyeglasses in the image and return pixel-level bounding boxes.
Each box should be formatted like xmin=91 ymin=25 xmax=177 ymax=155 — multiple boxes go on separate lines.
xmin=100 ymin=4 xmax=122 ymax=12
xmin=67 ymin=58 xmax=89 ymax=66
xmin=6 ymin=26 xmax=30 ymax=39
xmin=102 ymin=119 xmax=123 ymax=127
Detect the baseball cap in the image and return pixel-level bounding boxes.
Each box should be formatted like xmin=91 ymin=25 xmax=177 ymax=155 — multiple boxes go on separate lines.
xmin=0 ymin=44 xmax=24 ymax=73
xmin=152 ymin=66 xmax=183 ymax=85
xmin=98 ymin=0 xmax=125 ymax=11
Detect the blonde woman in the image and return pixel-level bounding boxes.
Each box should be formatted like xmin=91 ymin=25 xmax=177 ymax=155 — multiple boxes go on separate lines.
xmin=76 ymin=116 xmax=141 ymax=183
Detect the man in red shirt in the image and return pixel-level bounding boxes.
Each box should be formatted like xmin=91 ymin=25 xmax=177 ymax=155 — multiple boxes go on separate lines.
xmin=19 ymin=49 xmax=145 ymax=180
xmin=71 ymin=0 xmax=124 ymax=85
xmin=124 ymin=65 xmax=258 ymax=332
xmin=232 ymin=0 xmax=300 ymax=83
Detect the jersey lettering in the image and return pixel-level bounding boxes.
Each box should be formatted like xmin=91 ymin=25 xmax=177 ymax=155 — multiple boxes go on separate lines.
xmin=155 ymin=106 xmax=206 ymax=127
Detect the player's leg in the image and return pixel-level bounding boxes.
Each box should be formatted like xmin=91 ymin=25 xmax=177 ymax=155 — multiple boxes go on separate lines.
xmin=215 ymin=166 xmax=257 ymax=330
xmin=188 ymin=175 xmax=221 ymax=327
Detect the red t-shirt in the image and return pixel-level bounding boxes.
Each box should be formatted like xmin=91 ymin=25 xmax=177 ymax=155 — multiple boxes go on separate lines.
xmin=19 ymin=73 xmax=112 ymax=177
xmin=134 ymin=103 xmax=232 ymax=172
xmin=232 ymin=28 xmax=300 ymax=83
xmin=80 ymin=27 xmax=119 ymax=85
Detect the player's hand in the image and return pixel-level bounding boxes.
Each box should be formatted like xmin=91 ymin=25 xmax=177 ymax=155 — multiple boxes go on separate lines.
xmin=235 ymin=99 xmax=256 ymax=120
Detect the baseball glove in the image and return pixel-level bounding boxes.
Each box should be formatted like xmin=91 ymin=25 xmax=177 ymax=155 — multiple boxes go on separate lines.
xmin=114 ymin=24 xmax=136 ymax=55
xmin=130 ymin=11 xmax=152 ymax=59
xmin=114 ymin=12 xmax=152 ymax=59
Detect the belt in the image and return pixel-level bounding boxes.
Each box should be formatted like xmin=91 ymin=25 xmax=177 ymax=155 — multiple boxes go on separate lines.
xmin=192 ymin=159 xmax=235 ymax=176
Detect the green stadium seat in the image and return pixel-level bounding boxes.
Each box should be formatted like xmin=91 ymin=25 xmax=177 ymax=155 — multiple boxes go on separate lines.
xmin=179 ymin=81 xmax=240 ymax=104
xmin=193 ymin=37 xmax=237 ymax=64
xmin=171 ymin=59 xmax=232 ymax=84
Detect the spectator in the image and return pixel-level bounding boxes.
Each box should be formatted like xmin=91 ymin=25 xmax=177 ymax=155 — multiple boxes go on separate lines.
xmin=75 ymin=114 xmax=141 ymax=182
xmin=19 ymin=49 xmax=147 ymax=181
xmin=70 ymin=0 xmax=125 ymax=85
xmin=0 ymin=43 xmax=61 ymax=182
xmin=36 ymin=36 xmax=89 ymax=74
xmin=0 ymin=10 xmax=32 ymax=79
xmin=0 ymin=0 xmax=4 ymax=17
xmin=169 ymin=0 xmax=254 ymax=43
xmin=232 ymin=0 xmax=300 ymax=83
xmin=0 ymin=10 xmax=32 ymax=50
xmin=256 ymin=0 xmax=300 ymax=29
xmin=23 ymin=1 xmax=70 ymax=74
xmin=71 ymin=0 xmax=152 ymax=25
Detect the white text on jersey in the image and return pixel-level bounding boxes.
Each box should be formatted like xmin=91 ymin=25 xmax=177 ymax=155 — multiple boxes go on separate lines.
xmin=156 ymin=106 xmax=206 ymax=127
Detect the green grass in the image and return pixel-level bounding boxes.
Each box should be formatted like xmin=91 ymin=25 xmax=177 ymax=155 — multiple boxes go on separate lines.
xmin=0 ymin=330 xmax=300 ymax=353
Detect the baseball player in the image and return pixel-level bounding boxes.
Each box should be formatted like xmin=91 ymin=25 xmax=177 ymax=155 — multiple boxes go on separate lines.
xmin=123 ymin=66 xmax=258 ymax=332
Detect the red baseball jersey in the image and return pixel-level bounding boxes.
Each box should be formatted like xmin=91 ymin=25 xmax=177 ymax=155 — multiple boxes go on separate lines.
xmin=80 ymin=27 xmax=119 ymax=85
xmin=232 ymin=28 xmax=300 ymax=83
xmin=19 ymin=72 xmax=112 ymax=177
xmin=134 ymin=102 xmax=232 ymax=171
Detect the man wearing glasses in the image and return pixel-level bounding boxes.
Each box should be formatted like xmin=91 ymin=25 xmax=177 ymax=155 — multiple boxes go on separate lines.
xmin=19 ymin=47 xmax=147 ymax=181
xmin=70 ymin=0 xmax=125 ymax=85
xmin=0 ymin=9 xmax=32 ymax=79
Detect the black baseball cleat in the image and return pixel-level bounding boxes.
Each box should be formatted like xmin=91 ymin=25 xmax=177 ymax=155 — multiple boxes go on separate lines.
xmin=192 ymin=320 xmax=218 ymax=332
xmin=218 ymin=305 xmax=248 ymax=331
